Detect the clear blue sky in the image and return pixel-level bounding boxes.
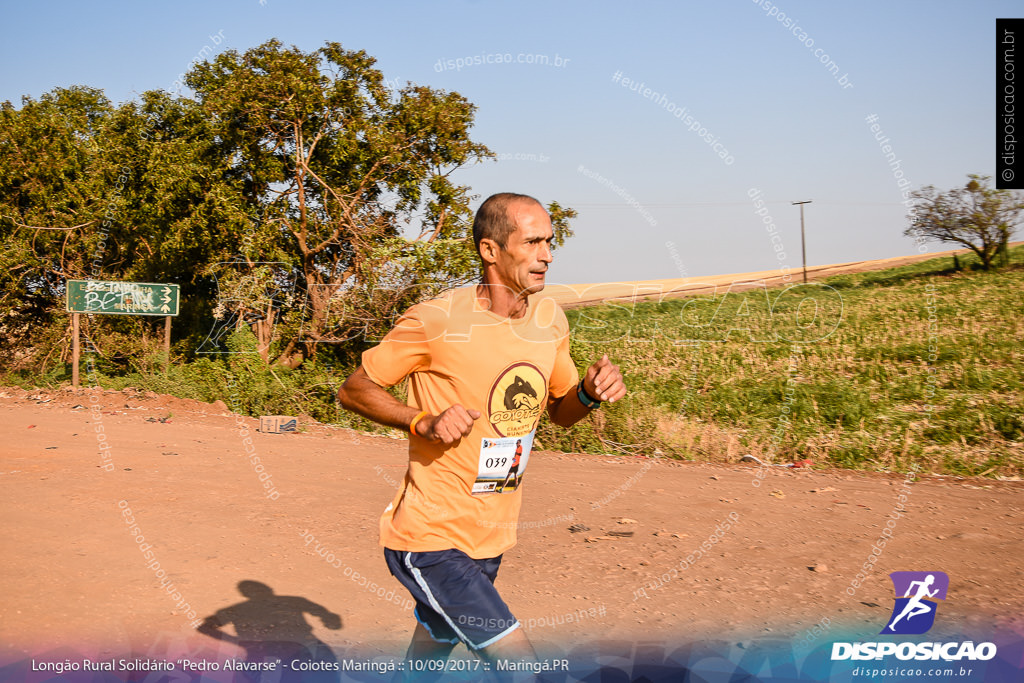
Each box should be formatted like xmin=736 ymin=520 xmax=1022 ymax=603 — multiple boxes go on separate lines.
xmin=2 ymin=1 xmax=1015 ymax=283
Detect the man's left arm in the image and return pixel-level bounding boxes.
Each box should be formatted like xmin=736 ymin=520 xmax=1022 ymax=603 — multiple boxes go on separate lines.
xmin=548 ymin=354 xmax=626 ymax=428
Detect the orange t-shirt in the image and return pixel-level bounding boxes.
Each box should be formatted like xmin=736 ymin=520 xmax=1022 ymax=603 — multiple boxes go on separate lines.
xmin=361 ymin=286 xmax=579 ymax=559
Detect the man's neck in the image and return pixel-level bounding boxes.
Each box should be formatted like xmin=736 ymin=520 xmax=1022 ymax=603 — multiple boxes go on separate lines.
xmin=476 ymin=282 xmax=530 ymax=319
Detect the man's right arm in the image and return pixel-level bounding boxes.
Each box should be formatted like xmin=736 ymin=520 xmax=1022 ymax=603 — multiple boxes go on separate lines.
xmin=337 ymin=366 xmax=479 ymax=445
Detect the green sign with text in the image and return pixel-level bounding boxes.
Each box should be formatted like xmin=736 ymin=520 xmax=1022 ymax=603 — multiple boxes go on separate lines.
xmin=66 ymin=280 xmax=180 ymax=316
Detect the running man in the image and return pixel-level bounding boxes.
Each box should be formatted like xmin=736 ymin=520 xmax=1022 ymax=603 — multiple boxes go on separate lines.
xmin=500 ymin=439 xmax=524 ymax=492
xmin=337 ymin=192 xmax=626 ymax=664
xmin=888 ymin=574 xmax=939 ymax=631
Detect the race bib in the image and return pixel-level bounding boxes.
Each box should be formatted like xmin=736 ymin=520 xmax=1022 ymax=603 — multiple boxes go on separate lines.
xmin=472 ymin=432 xmax=535 ymax=494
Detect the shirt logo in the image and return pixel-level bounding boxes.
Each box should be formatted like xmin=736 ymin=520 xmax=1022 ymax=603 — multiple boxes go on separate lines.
xmin=881 ymin=571 xmax=949 ymax=635
xmin=487 ymin=362 xmax=545 ymax=437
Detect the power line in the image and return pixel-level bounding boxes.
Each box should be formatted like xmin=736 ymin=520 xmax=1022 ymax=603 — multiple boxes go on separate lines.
xmin=568 ymin=201 xmax=907 ymax=208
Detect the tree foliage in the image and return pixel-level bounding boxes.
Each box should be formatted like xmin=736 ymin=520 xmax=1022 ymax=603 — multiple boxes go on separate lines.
xmin=0 ymin=40 xmax=577 ymax=373
xmin=187 ymin=40 xmax=495 ymax=367
xmin=1 ymin=86 xmax=257 ymax=367
xmin=1 ymin=87 xmax=110 ymax=313
xmin=906 ymin=174 xmax=1024 ymax=270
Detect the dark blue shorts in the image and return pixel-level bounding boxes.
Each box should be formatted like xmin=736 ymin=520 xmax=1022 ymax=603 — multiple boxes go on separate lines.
xmin=384 ymin=548 xmax=520 ymax=651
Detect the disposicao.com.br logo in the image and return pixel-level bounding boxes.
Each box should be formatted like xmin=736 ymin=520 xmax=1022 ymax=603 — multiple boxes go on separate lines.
xmin=883 ymin=571 xmax=949 ymax=635
xmin=831 ymin=571 xmax=997 ymax=662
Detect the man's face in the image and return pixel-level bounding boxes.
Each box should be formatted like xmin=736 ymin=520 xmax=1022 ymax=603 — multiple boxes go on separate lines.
xmin=490 ymin=201 xmax=554 ymax=297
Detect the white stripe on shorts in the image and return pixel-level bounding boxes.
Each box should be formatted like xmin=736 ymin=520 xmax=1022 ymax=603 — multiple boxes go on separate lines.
xmin=403 ymin=551 xmax=520 ymax=651
xmin=475 ymin=619 xmax=522 ymax=650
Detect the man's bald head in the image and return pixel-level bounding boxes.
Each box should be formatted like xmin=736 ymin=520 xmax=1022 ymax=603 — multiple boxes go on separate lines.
xmin=472 ymin=192 xmax=545 ymax=255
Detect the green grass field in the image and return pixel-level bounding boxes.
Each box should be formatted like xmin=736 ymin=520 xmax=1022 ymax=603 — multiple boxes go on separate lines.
xmin=540 ymin=246 xmax=1024 ymax=477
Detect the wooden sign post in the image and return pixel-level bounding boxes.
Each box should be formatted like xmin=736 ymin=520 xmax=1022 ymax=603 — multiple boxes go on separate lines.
xmin=164 ymin=315 xmax=172 ymax=373
xmin=71 ymin=312 xmax=80 ymax=387
xmin=66 ymin=280 xmax=181 ymax=387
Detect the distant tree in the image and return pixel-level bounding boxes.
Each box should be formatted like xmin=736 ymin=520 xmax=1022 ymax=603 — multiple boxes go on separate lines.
xmin=905 ymin=174 xmax=1024 ymax=270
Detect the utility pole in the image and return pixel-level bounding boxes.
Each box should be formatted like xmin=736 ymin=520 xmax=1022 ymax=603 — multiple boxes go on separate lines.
xmin=792 ymin=200 xmax=812 ymax=283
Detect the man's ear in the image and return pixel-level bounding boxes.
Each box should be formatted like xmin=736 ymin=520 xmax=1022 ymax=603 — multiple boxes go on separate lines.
xmin=479 ymin=238 xmax=500 ymax=265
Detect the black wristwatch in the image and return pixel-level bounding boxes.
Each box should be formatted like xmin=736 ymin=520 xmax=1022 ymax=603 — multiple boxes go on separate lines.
xmin=576 ymin=379 xmax=602 ymax=409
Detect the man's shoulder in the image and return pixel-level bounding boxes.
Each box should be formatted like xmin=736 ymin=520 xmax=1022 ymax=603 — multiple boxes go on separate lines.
xmin=383 ymin=287 xmax=478 ymax=342
xmin=399 ymin=286 xmax=467 ymax=319
xmin=527 ymin=293 xmax=570 ymax=331
xmin=410 ymin=286 xmax=473 ymax=308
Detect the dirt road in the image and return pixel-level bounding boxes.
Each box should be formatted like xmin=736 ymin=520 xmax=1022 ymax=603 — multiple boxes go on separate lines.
xmin=2 ymin=385 xmax=1021 ymax=670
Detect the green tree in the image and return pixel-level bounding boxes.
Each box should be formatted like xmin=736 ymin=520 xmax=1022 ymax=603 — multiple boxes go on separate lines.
xmin=0 ymin=87 xmax=115 ymax=364
xmin=0 ymin=86 xmax=256 ymax=369
xmin=906 ymin=174 xmax=1024 ymax=270
xmin=103 ymin=90 xmax=262 ymax=358
xmin=188 ymin=40 xmax=575 ymax=368
xmin=186 ymin=40 xmax=491 ymax=368
xmin=1 ymin=40 xmax=577 ymax=374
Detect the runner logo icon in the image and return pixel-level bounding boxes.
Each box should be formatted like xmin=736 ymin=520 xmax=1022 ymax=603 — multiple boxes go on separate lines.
xmin=881 ymin=571 xmax=949 ymax=635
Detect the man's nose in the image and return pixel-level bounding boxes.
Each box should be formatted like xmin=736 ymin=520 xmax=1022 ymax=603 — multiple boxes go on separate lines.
xmin=540 ymin=242 xmax=553 ymax=263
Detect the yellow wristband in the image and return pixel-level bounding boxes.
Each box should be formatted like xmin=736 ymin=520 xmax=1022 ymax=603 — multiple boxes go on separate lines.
xmin=409 ymin=410 xmax=429 ymax=437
